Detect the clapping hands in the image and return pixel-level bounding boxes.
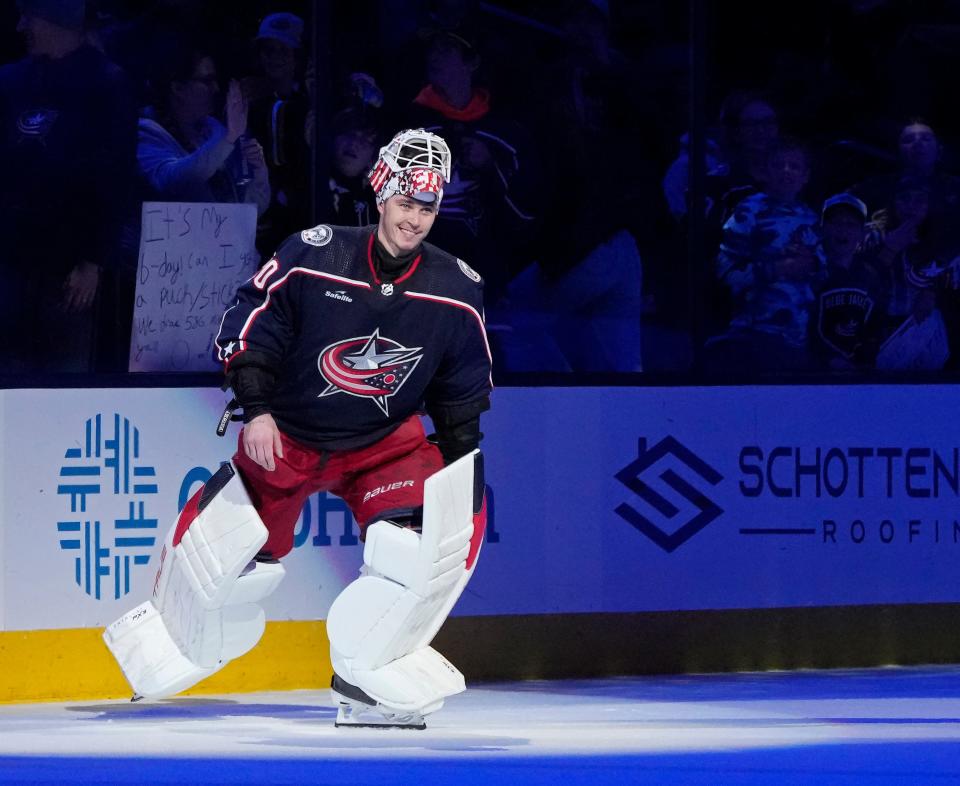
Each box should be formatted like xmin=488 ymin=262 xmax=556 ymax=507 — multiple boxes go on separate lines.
xmin=225 ymin=80 xmax=248 ymax=144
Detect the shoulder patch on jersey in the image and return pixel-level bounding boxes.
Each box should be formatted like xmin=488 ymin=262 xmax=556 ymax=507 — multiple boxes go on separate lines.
xmin=457 ymin=259 xmax=481 ymax=283
xmin=301 ymin=224 xmax=333 ymax=247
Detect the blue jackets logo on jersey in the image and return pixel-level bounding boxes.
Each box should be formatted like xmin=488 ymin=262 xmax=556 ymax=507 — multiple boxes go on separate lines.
xmin=17 ymin=108 xmax=59 ymax=141
xmin=318 ymin=328 xmax=424 ymax=416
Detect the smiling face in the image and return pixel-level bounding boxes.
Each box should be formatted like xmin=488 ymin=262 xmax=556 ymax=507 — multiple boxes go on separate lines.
xmin=376 ymin=194 xmax=437 ymax=255
xmin=822 ymin=209 xmax=864 ymax=261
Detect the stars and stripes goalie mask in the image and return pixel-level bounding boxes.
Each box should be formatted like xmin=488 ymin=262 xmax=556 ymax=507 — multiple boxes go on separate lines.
xmin=368 ymin=128 xmax=452 ymax=207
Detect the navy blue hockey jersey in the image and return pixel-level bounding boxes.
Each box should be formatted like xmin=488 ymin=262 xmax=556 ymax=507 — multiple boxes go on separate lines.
xmin=216 ymin=224 xmax=492 ymax=450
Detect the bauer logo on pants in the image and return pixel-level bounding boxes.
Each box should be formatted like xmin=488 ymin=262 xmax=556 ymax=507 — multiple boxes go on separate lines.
xmin=614 ymin=436 xmax=724 ymax=553
xmin=55 ymin=413 xmax=160 ymax=600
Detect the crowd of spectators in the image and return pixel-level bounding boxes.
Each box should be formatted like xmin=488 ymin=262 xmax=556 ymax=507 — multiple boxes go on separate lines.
xmin=3 ymin=0 xmax=960 ymax=378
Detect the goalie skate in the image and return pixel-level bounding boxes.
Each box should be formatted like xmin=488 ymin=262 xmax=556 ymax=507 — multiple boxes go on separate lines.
xmin=331 ymin=674 xmax=428 ymax=730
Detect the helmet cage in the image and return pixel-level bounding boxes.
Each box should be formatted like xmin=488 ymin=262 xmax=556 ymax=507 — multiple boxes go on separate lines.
xmin=368 ymin=128 xmax=452 ymax=205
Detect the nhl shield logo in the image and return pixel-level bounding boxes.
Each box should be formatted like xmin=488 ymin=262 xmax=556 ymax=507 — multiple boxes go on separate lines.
xmin=317 ymin=328 xmax=423 ymax=415
xmin=301 ymin=224 xmax=333 ymax=247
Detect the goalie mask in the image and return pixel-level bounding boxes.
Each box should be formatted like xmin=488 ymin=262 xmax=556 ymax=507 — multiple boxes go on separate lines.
xmin=368 ymin=128 xmax=451 ymax=207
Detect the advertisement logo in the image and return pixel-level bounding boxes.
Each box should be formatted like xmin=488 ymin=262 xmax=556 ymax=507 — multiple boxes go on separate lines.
xmin=615 ymin=436 xmax=723 ymax=552
xmin=56 ymin=414 xmax=159 ymax=600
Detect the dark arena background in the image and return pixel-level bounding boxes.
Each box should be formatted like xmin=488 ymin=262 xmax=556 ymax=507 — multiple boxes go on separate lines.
xmin=3 ymin=0 xmax=960 ymax=783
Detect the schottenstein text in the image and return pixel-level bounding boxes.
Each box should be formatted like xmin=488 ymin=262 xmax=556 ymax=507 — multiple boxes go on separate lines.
xmin=738 ymin=446 xmax=960 ymax=498
xmin=738 ymin=445 xmax=960 ymax=546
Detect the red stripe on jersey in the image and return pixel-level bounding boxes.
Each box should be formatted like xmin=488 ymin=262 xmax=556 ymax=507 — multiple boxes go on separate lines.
xmin=394 ymin=254 xmax=422 ymax=284
xmin=366 ymin=232 xmax=380 ymax=284
xmin=223 ymin=268 xmax=371 ymax=368
xmin=321 ymin=354 xmax=386 ymax=394
xmin=367 ymin=232 xmax=423 ymax=286
xmin=403 ymin=290 xmax=493 ymax=386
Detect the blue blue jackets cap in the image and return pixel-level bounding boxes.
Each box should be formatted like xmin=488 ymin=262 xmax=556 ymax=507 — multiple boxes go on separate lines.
xmin=821 ymin=193 xmax=868 ymax=222
xmin=255 ymin=12 xmax=304 ymax=50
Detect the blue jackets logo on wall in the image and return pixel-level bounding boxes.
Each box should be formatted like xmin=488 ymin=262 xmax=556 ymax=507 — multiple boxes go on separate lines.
xmin=615 ymin=436 xmax=723 ymax=552
xmin=56 ymin=414 xmax=159 ymax=600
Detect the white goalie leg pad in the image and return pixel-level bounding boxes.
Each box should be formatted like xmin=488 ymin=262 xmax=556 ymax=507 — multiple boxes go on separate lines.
xmin=103 ymin=601 xmax=218 ymax=700
xmin=103 ymin=462 xmax=285 ymax=699
xmin=219 ymin=559 xmax=287 ymax=660
xmin=327 ymin=450 xmax=485 ymax=714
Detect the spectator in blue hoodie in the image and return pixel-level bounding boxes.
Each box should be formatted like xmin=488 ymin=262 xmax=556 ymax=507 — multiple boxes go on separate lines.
xmin=707 ymin=138 xmax=822 ymax=373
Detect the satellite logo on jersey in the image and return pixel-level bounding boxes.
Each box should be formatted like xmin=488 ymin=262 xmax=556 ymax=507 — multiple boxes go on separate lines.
xmin=56 ymin=414 xmax=159 ymax=600
xmin=317 ymin=328 xmax=423 ymax=415
xmin=614 ymin=436 xmax=723 ymax=553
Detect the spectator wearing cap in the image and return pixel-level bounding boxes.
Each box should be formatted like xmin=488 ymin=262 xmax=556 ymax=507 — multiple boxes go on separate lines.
xmin=243 ymin=12 xmax=310 ymax=255
xmin=819 ymin=194 xmax=869 ymax=272
xmin=810 ymin=194 xmax=884 ymax=369
xmin=0 ymin=0 xmax=138 ymax=372
xmin=253 ymin=13 xmax=303 ymax=98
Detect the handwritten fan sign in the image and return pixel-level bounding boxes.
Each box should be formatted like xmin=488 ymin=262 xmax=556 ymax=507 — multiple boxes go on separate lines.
xmin=129 ymin=202 xmax=259 ymax=372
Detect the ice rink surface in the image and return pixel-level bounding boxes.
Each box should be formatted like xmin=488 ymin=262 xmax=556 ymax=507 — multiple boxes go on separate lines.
xmin=3 ymin=667 xmax=960 ymax=784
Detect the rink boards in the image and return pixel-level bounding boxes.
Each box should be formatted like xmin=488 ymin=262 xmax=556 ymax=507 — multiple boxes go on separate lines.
xmin=2 ymin=384 xmax=960 ymax=700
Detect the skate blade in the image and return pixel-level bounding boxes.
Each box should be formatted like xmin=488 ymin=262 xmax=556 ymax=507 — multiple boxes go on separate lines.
xmin=334 ymin=718 xmax=426 ymax=730
xmin=334 ymin=701 xmax=426 ymax=730
xmin=130 ymin=694 xmax=144 ymax=703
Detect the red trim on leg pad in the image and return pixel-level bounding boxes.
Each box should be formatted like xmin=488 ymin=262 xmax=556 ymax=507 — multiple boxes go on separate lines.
xmin=172 ymin=487 xmax=202 ymax=547
xmin=466 ymin=494 xmax=486 ymax=570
